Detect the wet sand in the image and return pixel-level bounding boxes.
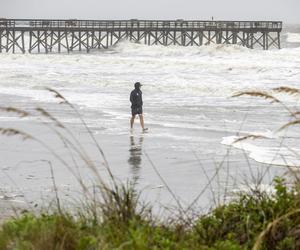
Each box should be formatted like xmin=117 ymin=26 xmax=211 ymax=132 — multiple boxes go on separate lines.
xmin=0 ymin=93 xmax=288 ymax=221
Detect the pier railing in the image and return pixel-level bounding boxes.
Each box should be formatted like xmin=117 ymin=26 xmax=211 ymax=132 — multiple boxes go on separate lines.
xmin=0 ymin=19 xmax=282 ymax=31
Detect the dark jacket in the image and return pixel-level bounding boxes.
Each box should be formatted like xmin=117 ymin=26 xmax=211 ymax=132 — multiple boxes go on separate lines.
xmin=130 ymin=88 xmax=143 ymax=108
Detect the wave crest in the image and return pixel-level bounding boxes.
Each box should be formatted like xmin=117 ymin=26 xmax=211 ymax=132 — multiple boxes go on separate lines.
xmin=111 ymin=40 xmax=251 ymax=58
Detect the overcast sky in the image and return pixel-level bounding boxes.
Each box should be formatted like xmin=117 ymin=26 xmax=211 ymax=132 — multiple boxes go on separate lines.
xmin=1 ymin=0 xmax=299 ymax=24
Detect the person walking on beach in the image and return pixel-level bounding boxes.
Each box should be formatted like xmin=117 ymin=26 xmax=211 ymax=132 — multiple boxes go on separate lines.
xmin=130 ymin=82 xmax=147 ymax=131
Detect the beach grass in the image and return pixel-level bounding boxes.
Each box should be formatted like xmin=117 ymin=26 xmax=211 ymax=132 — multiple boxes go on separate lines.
xmin=0 ymin=177 xmax=299 ymax=249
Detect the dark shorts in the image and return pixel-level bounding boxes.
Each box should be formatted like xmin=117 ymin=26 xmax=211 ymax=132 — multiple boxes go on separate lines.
xmin=131 ymin=106 xmax=143 ymax=116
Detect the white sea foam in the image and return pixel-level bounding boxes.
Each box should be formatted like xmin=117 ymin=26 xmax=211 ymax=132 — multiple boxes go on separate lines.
xmin=286 ymin=33 xmax=300 ymax=43
xmin=0 ymin=43 xmax=298 ymax=115
xmin=0 ymin=43 xmax=299 ymax=102
xmin=221 ymin=135 xmax=300 ymax=167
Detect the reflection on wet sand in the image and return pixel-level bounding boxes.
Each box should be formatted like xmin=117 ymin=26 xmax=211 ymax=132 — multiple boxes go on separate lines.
xmin=128 ymin=133 xmax=144 ymax=184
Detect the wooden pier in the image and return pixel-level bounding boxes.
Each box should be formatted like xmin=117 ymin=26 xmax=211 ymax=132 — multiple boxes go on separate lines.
xmin=0 ymin=19 xmax=282 ymax=53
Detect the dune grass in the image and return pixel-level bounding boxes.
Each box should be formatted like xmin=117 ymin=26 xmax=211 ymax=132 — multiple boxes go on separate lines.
xmin=0 ymin=177 xmax=299 ymax=249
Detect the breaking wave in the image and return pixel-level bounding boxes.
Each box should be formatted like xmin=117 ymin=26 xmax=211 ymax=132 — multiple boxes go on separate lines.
xmin=286 ymin=32 xmax=300 ymax=43
xmin=110 ymin=40 xmax=251 ymax=57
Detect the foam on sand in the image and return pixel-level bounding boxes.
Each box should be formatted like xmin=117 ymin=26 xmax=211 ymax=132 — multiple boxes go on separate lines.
xmin=221 ymin=134 xmax=300 ymax=167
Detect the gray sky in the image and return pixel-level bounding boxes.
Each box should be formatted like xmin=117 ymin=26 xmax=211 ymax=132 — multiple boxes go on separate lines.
xmin=1 ymin=0 xmax=299 ymax=23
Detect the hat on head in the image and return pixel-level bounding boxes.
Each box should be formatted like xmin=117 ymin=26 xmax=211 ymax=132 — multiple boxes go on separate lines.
xmin=134 ymin=82 xmax=142 ymax=88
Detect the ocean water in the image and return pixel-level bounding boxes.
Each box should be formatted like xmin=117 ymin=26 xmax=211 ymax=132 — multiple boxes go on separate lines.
xmin=0 ymin=25 xmax=300 ymax=209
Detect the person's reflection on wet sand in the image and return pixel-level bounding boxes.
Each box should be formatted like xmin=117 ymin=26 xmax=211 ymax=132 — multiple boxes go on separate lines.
xmin=128 ymin=134 xmax=144 ymax=184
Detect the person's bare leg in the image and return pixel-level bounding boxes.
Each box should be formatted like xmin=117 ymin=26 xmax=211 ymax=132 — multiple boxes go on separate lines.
xmin=130 ymin=115 xmax=136 ymax=129
xmin=139 ymin=114 xmax=145 ymax=130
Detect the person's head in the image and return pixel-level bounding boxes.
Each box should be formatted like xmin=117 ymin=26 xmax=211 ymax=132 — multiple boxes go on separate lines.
xmin=134 ymin=82 xmax=142 ymax=89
